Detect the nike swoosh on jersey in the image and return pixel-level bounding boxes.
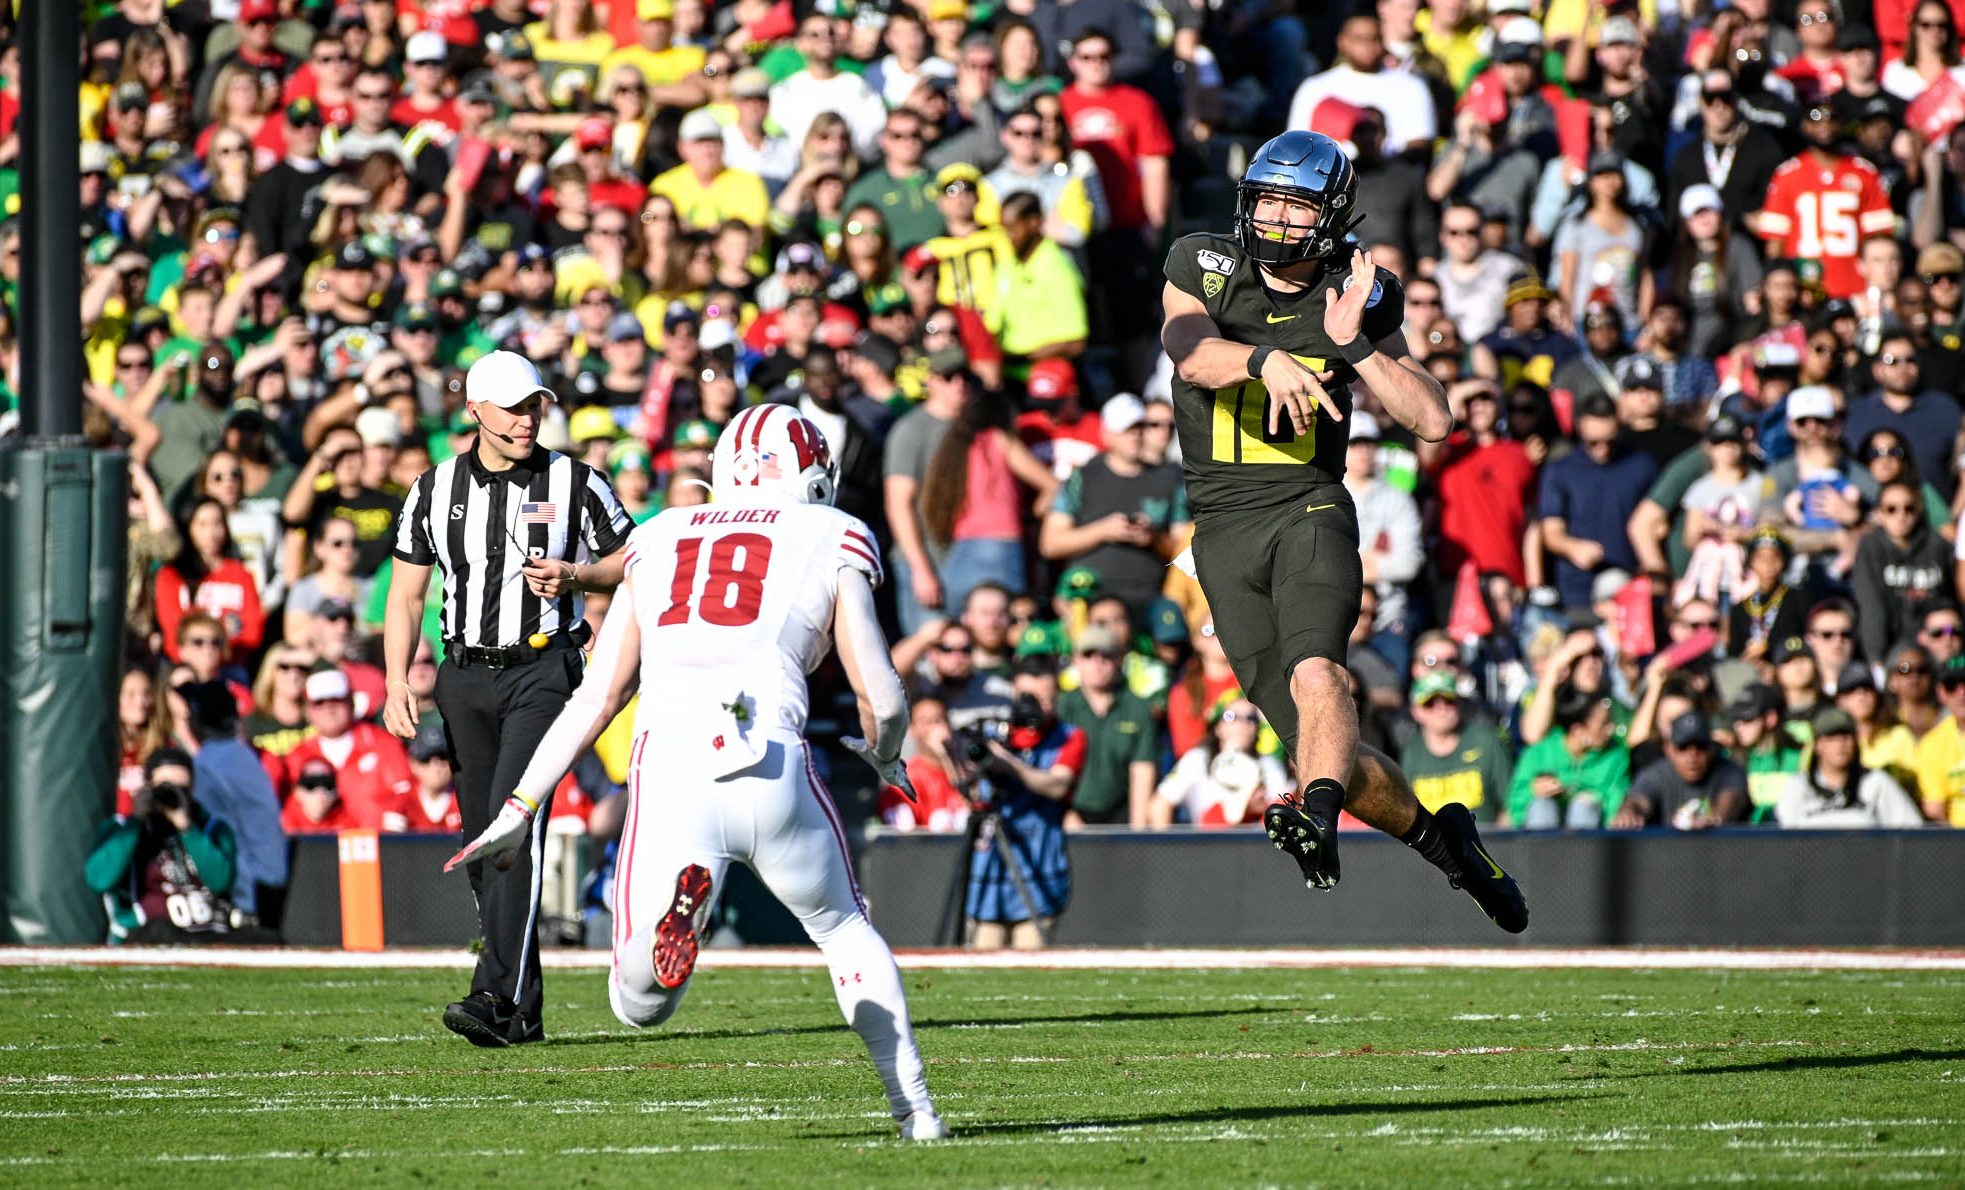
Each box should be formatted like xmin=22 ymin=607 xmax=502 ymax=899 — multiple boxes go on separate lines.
xmin=1265 ymin=312 xmax=1298 ymax=324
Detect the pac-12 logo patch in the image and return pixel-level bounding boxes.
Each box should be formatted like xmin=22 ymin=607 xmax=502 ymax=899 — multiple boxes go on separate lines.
xmin=1202 ymin=272 xmax=1226 ymax=298
xmin=1195 ymin=249 xmax=1236 ymax=274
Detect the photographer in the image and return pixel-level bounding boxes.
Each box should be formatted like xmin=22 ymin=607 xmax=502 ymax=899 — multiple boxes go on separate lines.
xmin=954 ymin=658 xmax=1084 ymax=950
xmin=85 ymin=748 xmax=239 ymax=944
xmin=878 ymin=696 xmax=973 ymax=833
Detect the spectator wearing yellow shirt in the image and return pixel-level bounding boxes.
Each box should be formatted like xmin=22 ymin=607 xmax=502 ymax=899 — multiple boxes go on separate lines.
xmin=1415 ymin=0 xmax=1490 ymax=92
xmin=1912 ymin=655 xmax=1965 ymax=825
xmin=601 ymin=0 xmax=707 ymax=89
xmin=987 ymin=191 xmax=1087 ymax=369
xmin=650 ymin=109 xmax=772 ymax=232
xmin=918 ymin=163 xmax=1001 ymax=313
xmin=527 ymin=0 xmax=618 ymax=104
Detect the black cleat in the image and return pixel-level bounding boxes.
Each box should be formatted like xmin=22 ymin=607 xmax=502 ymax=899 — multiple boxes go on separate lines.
xmin=443 ymin=990 xmax=517 ymax=1048
xmin=1434 ymin=802 xmax=1529 ymax=933
xmin=1264 ymin=798 xmax=1341 ymax=891
xmin=507 ymin=1014 xmax=545 ymax=1046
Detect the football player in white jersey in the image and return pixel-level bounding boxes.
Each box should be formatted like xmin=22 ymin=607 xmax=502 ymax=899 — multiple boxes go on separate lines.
xmin=446 ymin=402 xmax=946 ymax=1141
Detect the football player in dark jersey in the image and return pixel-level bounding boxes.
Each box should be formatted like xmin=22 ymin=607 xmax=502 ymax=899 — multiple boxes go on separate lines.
xmin=1160 ymin=130 xmax=1526 ymax=932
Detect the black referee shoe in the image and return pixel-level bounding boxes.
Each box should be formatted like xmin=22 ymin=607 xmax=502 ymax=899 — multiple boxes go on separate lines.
xmin=1433 ymin=802 xmax=1529 ymax=934
xmin=1264 ymin=799 xmax=1341 ymax=892
xmin=443 ymin=990 xmax=517 ymax=1048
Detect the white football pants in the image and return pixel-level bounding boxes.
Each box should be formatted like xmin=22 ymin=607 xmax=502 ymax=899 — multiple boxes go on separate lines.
xmin=609 ymin=730 xmax=936 ymax=1123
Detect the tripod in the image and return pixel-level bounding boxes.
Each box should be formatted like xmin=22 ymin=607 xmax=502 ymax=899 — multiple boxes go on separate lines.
xmin=935 ymin=774 xmax=1052 ymax=948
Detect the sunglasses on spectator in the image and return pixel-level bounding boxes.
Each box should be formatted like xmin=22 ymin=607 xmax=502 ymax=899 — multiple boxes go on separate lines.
xmin=1794 ymin=416 xmax=1833 ymax=427
xmin=1143 ymin=418 xmax=1175 ymax=431
xmin=117 ymin=355 xmax=151 ymax=369
xmin=1006 ymin=125 xmax=1041 ymax=139
xmin=277 ymin=662 xmax=311 ymax=674
xmin=1897 ymin=662 xmax=1933 ymax=675
xmin=1878 ymin=353 xmax=1914 ymax=366
xmin=1810 ymin=628 xmax=1854 ymax=640
xmin=1077 ymin=649 xmax=1117 ymax=661
xmin=1678 ymin=618 xmax=1719 ymax=630
xmin=580 ymin=294 xmax=616 ymax=307
xmin=1441 ymin=226 xmax=1478 ymax=238
xmin=355 ymin=89 xmax=392 ymax=101
xmin=1216 ymin=710 xmax=1258 ymax=723
xmin=1073 ymin=49 xmax=1110 ymax=61
xmin=933 ymin=641 xmax=970 ymax=653
xmin=1924 ymin=624 xmax=1962 ymax=638
xmin=183 ymin=636 xmax=224 ymax=649
xmin=1879 ymin=501 xmax=1920 ymax=514
xmin=1923 ymin=272 xmax=1961 ymax=285
xmin=943 ymin=181 xmax=977 ymax=196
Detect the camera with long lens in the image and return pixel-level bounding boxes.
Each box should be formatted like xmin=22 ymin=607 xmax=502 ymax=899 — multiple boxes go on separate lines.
xmin=150 ymin=783 xmax=189 ymax=813
xmin=951 ymin=694 xmax=1046 ymax=764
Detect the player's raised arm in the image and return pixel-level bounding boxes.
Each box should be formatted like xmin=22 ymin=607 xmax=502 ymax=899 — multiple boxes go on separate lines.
xmin=1326 ymin=249 xmax=1454 ymax=443
xmin=443 ymin=570 xmax=645 ymax=872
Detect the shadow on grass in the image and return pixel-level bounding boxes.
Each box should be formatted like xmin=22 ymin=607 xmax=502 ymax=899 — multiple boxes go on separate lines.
xmin=810 ymin=1092 xmax=1607 ymax=1140
xmin=1633 ymin=1046 xmax=1965 ymax=1079
xmin=538 ymin=1003 xmax=1284 ymax=1048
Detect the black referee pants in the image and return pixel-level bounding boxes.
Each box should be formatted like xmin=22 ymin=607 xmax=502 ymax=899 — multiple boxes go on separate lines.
xmin=435 ymin=648 xmax=583 ymax=1026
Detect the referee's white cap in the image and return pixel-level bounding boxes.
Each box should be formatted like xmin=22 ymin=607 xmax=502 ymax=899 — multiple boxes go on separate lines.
xmin=467 ymin=350 xmax=556 ymax=408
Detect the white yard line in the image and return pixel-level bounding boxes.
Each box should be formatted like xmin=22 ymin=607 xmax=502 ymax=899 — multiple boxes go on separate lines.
xmin=3 ymin=946 xmax=1964 ymax=971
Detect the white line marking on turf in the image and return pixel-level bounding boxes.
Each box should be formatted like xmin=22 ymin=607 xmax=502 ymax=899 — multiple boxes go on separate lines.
xmin=4 ymin=946 xmax=1964 ymax=971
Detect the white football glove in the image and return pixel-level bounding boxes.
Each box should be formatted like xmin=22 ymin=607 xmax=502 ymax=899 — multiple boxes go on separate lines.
xmin=843 ymin=736 xmax=916 ymax=804
xmin=443 ymin=794 xmax=538 ymax=873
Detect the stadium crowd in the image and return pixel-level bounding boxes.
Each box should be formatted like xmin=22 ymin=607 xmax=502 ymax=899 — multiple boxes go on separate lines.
xmin=28 ymin=0 xmax=1965 ymax=937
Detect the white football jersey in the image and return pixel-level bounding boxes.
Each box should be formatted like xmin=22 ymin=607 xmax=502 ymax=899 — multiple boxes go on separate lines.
xmin=619 ymin=500 xmax=883 ymax=745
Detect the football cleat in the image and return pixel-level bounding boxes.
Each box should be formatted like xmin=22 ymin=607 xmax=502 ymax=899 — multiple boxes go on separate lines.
xmin=652 ymin=864 xmax=716 ymax=990
xmin=443 ymin=990 xmax=517 ymax=1048
xmin=1264 ymin=797 xmax=1341 ymax=891
xmin=899 ymin=1111 xmax=950 ymax=1141
xmin=1433 ymin=802 xmax=1529 ymax=934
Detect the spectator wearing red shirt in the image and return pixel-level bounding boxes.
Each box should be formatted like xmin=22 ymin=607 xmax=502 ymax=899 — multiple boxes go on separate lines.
xmin=399 ymin=721 xmax=464 ymax=834
xmin=281 ymin=30 xmax=358 ymax=129
xmin=571 ymin=117 xmax=651 ymax=216
xmin=280 ymin=756 xmax=369 ymax=835
xmin=1758 ymin=104 xmax=1895 ymax=299
xmin=391 ymin=32 xmax=462 ymax=135
xmin=1015 ymin=359 xmax=1104 ymax=478
xmin=281 ymin=670 xmax=413 ymax=828
xmin=1427 ymin=382 xmax=1539 ymax=589
xmin=1166 ymin=616 xmax=1242 ymax=760
xmin=155 ymin=497 xmax=266 ymax=666
xmin=879 ymin=698 xmax=974 ymax=832
xmin=1058 ymin=27 xmax=1173 ymax=384
xmin=1776 ymin=0 xmax=1849 ymax=103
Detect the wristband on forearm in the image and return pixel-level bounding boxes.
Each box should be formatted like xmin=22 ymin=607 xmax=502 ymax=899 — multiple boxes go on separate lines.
xmin=1247 ymin=345 xmax=1275 ymax=378
xmin=1336 ymin=336 xmax=1376 ymax=367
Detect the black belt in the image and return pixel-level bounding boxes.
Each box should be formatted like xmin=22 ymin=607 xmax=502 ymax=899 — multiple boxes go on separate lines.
xmin=445 ymin=631 xmax=581 ymax=670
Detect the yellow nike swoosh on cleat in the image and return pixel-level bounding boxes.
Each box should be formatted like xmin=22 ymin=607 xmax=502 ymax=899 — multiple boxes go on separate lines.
xmin=1265 ymin=312 xmax=1298 ymax=323
xmin=1470 ymin=843 xmax=1505 ymax=880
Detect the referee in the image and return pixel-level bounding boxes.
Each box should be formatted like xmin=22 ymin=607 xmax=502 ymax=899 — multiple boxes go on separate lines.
xmin=383 ymin=350 xmax=631 ymax=1047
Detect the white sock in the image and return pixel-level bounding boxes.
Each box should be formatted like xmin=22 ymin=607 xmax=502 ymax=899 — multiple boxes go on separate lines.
xmin=815 ymin=914 xmax=936 ymax=1120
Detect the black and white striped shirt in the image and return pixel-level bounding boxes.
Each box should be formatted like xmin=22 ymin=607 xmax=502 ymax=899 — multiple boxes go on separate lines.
xmin=391 ymin=447 xmax=632 ymax=648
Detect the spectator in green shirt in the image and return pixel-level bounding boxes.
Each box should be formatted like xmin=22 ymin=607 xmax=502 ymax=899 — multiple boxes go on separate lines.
xmin=1055 ymin=624 xmax=1159 ymax=827
xmin=1509 ymin=685 xmax=1631 ymax=828
xmin=1401 ymin=672 xmax=1513 ymax=824
xmin=1720 ymin=683 xmax=1806 ymax=821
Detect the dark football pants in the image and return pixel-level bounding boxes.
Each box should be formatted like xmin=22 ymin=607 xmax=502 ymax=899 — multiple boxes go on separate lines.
xmin=434 ymin=649 xmax=582 ymax=1025
xmin=1189 ymin=485 xmax=1363 ymax=760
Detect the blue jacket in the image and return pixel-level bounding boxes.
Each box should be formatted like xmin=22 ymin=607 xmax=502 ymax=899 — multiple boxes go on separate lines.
xmin=193 ymin=737 xmax=289 ymax=914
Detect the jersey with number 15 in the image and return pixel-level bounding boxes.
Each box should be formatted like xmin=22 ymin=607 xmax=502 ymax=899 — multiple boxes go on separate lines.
xmin=1756 ymin=153 xmax=1894 ymax=299
xmin=620 ymin=501 xmax=883 ymax=739
xmin=1163 ymin=233 xmax=1406 ymax=519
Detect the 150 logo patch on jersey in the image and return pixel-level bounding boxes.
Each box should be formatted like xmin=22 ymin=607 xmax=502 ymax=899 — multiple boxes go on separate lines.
xmin=1195 ymin=249 xmax=1237 ymax=274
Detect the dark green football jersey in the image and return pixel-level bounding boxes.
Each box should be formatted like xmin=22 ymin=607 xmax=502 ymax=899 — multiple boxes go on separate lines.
xmin=1162 ymin=233 xmax=1406 ymax=518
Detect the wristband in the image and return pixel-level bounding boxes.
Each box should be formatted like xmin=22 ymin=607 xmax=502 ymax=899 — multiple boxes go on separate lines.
xmin=1247 ymin=345 xmax=1276 ymax=379
xmin=1336 ymin=336 xmax=1376 ymax=367
xmin=506 ymin=792 xmax=540 ymax=815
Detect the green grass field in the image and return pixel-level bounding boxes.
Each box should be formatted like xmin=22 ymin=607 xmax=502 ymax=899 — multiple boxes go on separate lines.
xmin=2 ymin=961 xmax=1961 ymax=1187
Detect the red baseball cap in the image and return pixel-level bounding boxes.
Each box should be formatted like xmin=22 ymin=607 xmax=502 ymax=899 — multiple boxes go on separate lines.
xmin=902 ymin=245 xmax=938 ymax=275
xmin=1026 ymin=358 xmax=1078 ymax=400
xmin=575 ymin=116 xmax=613 ymax=150
xmin=239 ymin=0 xmax=280 ymax=21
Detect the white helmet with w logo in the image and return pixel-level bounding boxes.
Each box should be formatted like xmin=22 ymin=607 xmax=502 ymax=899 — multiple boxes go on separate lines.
xmin=711 ymin=403 xmax=839 ymax=506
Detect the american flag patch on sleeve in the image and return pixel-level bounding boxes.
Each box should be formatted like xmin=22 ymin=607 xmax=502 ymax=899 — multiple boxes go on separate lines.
xmin=519 ymin=502 xmax=559 ymax=524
